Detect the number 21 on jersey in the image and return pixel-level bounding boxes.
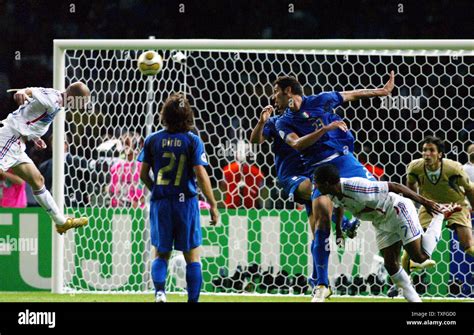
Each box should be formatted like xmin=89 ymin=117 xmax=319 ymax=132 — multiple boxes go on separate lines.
xmin=156 ymin=152 xmax=187 ymax=186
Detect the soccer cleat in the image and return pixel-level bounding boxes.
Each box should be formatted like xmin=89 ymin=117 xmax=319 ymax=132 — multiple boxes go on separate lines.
xmin=311 ymin=285 xmax=332 ymax=302
xmin=155 ymin=291 xmax=167 ymax=303
xmin=308 ymin=277 xmax=317 ymax=289
xmin=401 ymin=251 xmax=411 ymax=274
xmin=410 ymin=259 xmax=436 ymax=272
xmin=56 ymin=217 xmax=88 ymax=235
xmin=387 ymin=284 xmax=400 ymax=298
xmin=341 ymin=217 xmax=360 ymax=239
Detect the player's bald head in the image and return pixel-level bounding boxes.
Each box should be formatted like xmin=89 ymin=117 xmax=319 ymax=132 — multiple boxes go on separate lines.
xmin=64 ymin=82 xmax=91 ymax=112
xmin=66 ymin=82 xmax=90 ymax=97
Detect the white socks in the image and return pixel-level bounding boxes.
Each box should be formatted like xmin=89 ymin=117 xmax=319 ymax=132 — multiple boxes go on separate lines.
xmin=421 ymin=214 xmax=444 ymax=256
xmin=33 ymin=186 xmax=66 ymax=225
xmin=390 ymin=267 xmax=422 ymax=302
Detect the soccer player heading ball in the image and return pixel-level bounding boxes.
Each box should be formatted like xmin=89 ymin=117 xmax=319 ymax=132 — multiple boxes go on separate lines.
xmin=269 ymin=71 xmax=395 ymax=301
xmin=0 ymin=83 xmax=90 ymax=234
xmin=138 ymin=93 xmax=218 ymax=303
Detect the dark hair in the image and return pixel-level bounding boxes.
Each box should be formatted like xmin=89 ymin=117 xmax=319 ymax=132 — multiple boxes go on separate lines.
xmin=273 ymin=76 xmax=303 ymax=96
xmin=160 ymin=93 xmax=194 ymax=133
xmin=313 ymin=164 xmax=340 ymax=185
xmin=421 ymin=136 xmax=445 ymax=155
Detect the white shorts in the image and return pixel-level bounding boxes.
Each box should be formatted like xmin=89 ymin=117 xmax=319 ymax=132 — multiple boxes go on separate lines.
xmin=373 ymin=196 xmax=423 ymax=250
xmin=0 ymin=124 xmax=33 ymax=172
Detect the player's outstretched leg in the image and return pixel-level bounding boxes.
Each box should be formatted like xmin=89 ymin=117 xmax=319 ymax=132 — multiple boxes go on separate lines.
xmin=311 ymin=196 xmax=333 ymax=302
xmin=152 ymin=250 xmax=170 ymax=303
xmin=293 ymin=179 xmax=322 ymax=290
xmin=183 ymin=247 xmax=202 ymax=303
xmin=408 ymin=205 xmax=463 ymax=271
xmin=381 ymin=242 xmax=422 ymax=302
xmin=12 ymin=163 xmax=88 ymax=234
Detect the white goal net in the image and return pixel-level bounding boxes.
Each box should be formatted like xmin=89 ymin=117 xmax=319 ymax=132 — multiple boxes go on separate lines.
xmin=53 ymin=40 xmax=474 ymax=298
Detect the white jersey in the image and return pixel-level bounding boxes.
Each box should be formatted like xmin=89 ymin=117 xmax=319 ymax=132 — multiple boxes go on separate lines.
xmin=463 ymin=162 xmax=474 ymax=183
xmin=2 ymin=88 xmax=63 ymax=140
xmin=329 ymin=177 xmax=402 ymax=224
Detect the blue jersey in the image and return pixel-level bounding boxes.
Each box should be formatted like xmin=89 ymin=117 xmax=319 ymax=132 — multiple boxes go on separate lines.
xmin=276 ymin=92 xmax=355 ymax=168
xmin=262 ymin=115 xmax=308 ymax=180
xmin=138 ymin=130 xmax=208 ymax=200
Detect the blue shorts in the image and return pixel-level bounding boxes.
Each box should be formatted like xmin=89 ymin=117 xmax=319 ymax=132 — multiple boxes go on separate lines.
xmin=150 ymin=196 xmax=202 ymax=253
xmin=277 ymin=175 xmax=313 ymax=215
xmin=311 ymin=153 xmax=376 ymax=200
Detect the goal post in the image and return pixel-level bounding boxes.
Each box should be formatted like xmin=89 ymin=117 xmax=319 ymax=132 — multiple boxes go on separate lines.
xmin=52 ymin=39 xmax=474 ymax=296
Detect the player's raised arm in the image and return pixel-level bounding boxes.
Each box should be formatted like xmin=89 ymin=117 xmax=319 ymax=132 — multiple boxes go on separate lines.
xmin=339 ymin=71 xmax=394 ymax=102
xmin=283 ymin=121 xmax=348 ymax=152
xmin=388 ymin=182 xmax=443 ymax=215
xmin=249 ymin=105 xmax=273 ymax=144
xmin=194 ymin=165 xmax=219 ymax=225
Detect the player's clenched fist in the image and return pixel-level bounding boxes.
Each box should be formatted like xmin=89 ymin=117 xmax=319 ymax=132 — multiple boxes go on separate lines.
xmin=259 ymin=105 xmax=273 ymax=124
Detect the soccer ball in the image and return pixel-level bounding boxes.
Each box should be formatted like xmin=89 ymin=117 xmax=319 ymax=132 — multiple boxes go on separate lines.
xmin=137 ymin=50 xmax=163 ymax=76
xmin=169 ymin=253 xmax=187 ymax=289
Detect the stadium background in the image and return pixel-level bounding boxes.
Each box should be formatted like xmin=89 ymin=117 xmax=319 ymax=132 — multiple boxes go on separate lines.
xmin=1 ymin=0 xmax=473 ymax=203
xmin=0 ymin=0 xmax=473 ymax=302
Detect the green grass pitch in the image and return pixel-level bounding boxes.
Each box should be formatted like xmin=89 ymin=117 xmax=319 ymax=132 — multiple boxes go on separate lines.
xmin=0 ymin=292 xmax=471 ymax=303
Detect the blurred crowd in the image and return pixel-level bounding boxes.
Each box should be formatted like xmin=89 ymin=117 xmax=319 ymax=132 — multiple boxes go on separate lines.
xmin=0 ymin=0 xmax=472 ymax=209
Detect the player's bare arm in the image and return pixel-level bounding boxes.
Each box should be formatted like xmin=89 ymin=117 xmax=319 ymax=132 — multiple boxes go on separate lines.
xmin=249 ymin=105 xmax=273 ymax=144
xmin=0 ymin=171 xmax=24 ymax=185
xmin=339 ymin=71 xmax=394 ymax=102
xmin=194 ymin=165 xmax=219 ymax=226
xmin=284 ymin=120 xmax=348 ymax=151
xmin=388 ymin=182 xmax=443 ymax=215
xmin=406 ymin=179 xmax=418 ymax=193
xmin=13 ymin=88 xmax=33 ymax=105
xmin=21 ymin=136 xmax=47 ymax=150
xmin=333 ymin=206 xmax=345 ymax=247
xmin=139 ymin=162 xmax=154 ymax=192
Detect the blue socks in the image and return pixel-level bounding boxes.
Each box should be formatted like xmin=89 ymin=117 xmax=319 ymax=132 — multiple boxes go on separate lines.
xmin=314 ymin=229 xmax=330 ymax=287
xmin=310 ymin=239 xmax=318 ymax=279
xmin=186 ymin=262 xmax=203 ymax=303
xmin=151 ymin=258 xmax=168 ymax=293
xmin=152 ymin=257 xmax=202 ymax=302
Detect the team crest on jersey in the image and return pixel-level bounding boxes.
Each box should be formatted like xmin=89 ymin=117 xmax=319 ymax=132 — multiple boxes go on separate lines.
xmin=302 ymin=111 xmax=309 ymax=118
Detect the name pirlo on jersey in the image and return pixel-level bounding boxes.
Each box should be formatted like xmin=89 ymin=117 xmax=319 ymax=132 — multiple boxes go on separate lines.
xmin=2 ymin=88 xmax=63 ymax=139
xmin=407 ymin=158 xmax=473 ymax=206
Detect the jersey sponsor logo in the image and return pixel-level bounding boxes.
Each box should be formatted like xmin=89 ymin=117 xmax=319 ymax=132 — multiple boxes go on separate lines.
xmin=279 ymin=130 xmax=286 ymax=140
